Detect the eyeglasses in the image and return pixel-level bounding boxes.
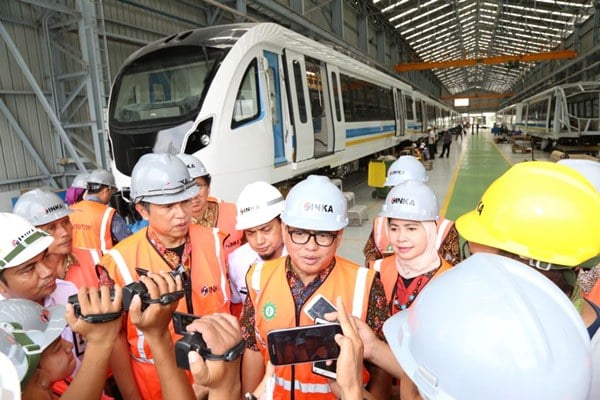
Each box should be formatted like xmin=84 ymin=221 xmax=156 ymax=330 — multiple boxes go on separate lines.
xmin=196 ymin=183 xmax=207 ymax=190
xmin=287 ymin=227 xmax=338 ymax=247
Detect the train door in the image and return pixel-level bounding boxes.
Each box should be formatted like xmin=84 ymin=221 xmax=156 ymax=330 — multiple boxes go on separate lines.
xmin=394 ymin=88 xmax=405 ymax=136
xmin=283 ymin=49 xmax=313 ymax=162
xmin=305 ymin=57 xmax=334 ymax=158
xmin=263 ymin=51 xmax=286 ymax=166
xmin=326 ymin=64 xmax=345 ymax=152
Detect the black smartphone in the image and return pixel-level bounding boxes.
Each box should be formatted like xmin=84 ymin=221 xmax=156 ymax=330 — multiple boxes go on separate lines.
xmin=266 ymin=323 xmax=342 ymax=366
xmin=173 ymin=311 xmax=200 ymax=335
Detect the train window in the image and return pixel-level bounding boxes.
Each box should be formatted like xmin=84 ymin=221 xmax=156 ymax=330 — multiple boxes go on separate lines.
xmin=380 ymin=87 xmax=394 ymax=120
xmin=305 ymin=57 xmax=325 ymax=128
xmin=331 ymin=71 xmax=341 ymax=122
xmin=293 ymin=60 xmax=307 ymax=123
xmin=405 ymin=95 xmax=414 ymax=120
xmin=111 ymin=47 xmax=224 ymax=124
xmin=232 ymin=59 xmax=260 ymax=128
xmin=415 ymin=100 xmax=423 ymax=125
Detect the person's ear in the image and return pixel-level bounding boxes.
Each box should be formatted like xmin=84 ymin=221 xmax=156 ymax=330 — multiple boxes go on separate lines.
xmin=135 ymin=203 xmax=150 ymax=221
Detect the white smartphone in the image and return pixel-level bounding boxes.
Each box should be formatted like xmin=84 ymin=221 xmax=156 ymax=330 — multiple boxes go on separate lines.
xmin=312 ymin=359 xmax=337 ymax=379
xmin=303 ymin=294 xmax=337 ymax=321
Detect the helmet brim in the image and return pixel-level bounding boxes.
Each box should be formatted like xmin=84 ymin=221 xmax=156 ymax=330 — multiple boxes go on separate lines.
xmin=28 ymin=304 xmax=67 ymax=351
xmin=455 ymin=210 xmax=501 ymax=250
xmin=2 ymin=235 xmax=54 ymax=270
xmin=137 ymin=185 xmax=199 ymax=205
xmin=32 ymin=208 xmax=73 ymax=226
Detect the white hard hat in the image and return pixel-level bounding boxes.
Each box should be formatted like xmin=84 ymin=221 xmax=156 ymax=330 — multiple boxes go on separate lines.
xmin=0 ymin=299 xmax=66 ymax=353
xmin=281 ymin=175 xmax=348 ymax=231
xmin=384 ymin=156 xmax=428 ymax=187
xmin=0 ymin=330 xmax=29 ymax=396
xmin=235 ymin=181 xmax=285 ymax=230
xmin=557 ymin=159 xmax=600 ymax=192
xmin=176 ymin=153 xmax=209 ymax=179
xmin=87 ymin=169 xmax=116 ymax=188
xmin=383 ymin=253 xmax=591 ymax=400
xmin=13 ymin=189 xmax=73 ymax=226
xmin=71 ymin=172 xmax=90 ymax=189
xmin=379 ymin=180 xmax=439 ymax=221
xmin=0 ymin=213 xmax=54 ymax=270
xmin=130 ymin=153 xmax=199 ymax=205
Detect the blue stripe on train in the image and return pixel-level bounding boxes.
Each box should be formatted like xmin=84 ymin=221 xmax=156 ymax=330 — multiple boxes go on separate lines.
xmin=346 ymin=125 xmax=396 ymax=138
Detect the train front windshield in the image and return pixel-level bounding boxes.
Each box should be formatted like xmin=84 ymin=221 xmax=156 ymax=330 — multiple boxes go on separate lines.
xmin=111 ymin=47 xmax=226 ymax=125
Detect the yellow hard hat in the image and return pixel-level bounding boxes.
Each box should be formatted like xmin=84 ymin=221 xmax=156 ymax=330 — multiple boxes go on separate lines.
xmin=456 ymin=161 xmax=600 ymax=267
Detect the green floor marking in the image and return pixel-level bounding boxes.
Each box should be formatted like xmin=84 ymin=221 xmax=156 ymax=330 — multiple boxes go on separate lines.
xmin=444 ymin=134 xmax=512 ymax=221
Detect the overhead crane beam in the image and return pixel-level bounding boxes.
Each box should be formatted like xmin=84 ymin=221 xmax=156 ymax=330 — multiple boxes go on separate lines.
xmin=395 ymin=50 xmax=577 ymax=72
xmin=441 ymin=93 xmax=514 ymax=100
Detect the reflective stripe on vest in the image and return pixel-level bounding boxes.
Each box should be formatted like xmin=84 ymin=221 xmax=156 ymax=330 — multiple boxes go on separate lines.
xmin=250 ymin=261 xmax=265 ymax=293
xmin=108 ymin=248 xmax=150 ymax=362
xmin=373 ymin=216 xmax=387 ymax=254
xmin=107 ymin=249 xmax=134 ymax=284
xmin=100 ymin=207 xmax=113 ymax=253
xmin=351 ymin=267 xmax=369 ymax=317
xmin=435 ymin=218 xmax=452 ymax=250
xmin=211 ymin=227 xmax=229 ymax=302
xmin=274 ymin=375 xmax=331 ymax=394
xmin=373 ymin=259 xmax=383 ymax=273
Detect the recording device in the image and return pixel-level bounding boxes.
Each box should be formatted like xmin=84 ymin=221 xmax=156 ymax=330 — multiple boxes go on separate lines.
xmin=68 ymin=290 xmax=121 ymax=323
xmin=266 ymin=323 xmax=342 ymax=366
xmin=303 ymin=294 xmax=337 ymax=322
xmin=312 ymin=317 xmax=337 ymax=378
xmin=121 ymin=267 xmax=186 ymax=311
xmin=173 ymin=311 xmax=200 ymax=335
xmin=69 ymin=267 xmax=185 ymax=319
xmin=175 ymin=332 xmax=246 ymax=370
xmin=175 ymin=332 xmax=209 ymax=370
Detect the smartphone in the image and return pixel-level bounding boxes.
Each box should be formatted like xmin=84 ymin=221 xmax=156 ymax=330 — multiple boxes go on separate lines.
xmin=267 ymin=323 xmax=342 ymax=366
xmin=172 ymin=311 xmax=200 ymax=335
xmin=312 ymin=360 xmax=337 ymax=379
xmin=303 ymin=294 xmax=337 ymax=321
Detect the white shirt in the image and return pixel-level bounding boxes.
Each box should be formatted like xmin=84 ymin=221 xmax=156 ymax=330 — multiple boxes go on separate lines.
xmin=227 ymin=243 xmax=287 ymax=304
xmin=45 ymin=279 xmax=84 ymax=374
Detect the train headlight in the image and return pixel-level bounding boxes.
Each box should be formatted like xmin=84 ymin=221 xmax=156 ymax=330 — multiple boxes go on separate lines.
xmin=184 ymin=117 xmax=213 ymax=153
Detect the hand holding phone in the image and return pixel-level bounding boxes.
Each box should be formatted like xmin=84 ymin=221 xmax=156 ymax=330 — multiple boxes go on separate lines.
xmin=267 ymin=323 xmax=342 ymax=366
xmin=303 ymin=294 xmax=337 ymax=322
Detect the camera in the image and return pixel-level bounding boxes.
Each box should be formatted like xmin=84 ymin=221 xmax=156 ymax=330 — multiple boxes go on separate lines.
xmin=68 ymin=290 xmax=122 ymax=323
xmin=121 ymin=267 xmax=186 ymax=311
xmin=69 ymin=266 xmax=186 ymax=319
xmin=175 ymin=332 xmax=208 ymax=370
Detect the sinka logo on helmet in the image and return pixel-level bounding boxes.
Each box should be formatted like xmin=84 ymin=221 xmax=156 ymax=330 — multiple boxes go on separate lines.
xmin=390 ymin=197 xmax=415 ymax=206
xmin=303 ymin=202 xmax=333 ymax=213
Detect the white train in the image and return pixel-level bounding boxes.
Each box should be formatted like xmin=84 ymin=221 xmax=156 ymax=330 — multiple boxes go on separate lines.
xmin=498 ymin=81 xmax=600 ymax=149
xmin=108 ymin=23 xmax=456 ymax=201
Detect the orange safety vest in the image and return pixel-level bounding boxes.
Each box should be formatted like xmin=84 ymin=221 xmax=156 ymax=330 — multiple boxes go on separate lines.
xmin=586 ymin=282 xmax=600 ymax=305
xmin=66 ymin=248 xmax=103 ymax=289
xmin=70 ymin=200 xmax=115 ymax=254
xmin=100 ymin=225 xmax=231 ymax=400
xmin=196 ymin=197 xmax=243 ymax=258
xmin=372 ymin=215 xmax=455 ymax=257
xmin=370 ymin=256 xmax=452 ymax=314
xmin=247 ymin=256 xmax=375 ymax=400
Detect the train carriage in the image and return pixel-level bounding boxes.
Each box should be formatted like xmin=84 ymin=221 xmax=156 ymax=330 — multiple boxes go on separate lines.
xmin=108 ymin=23 xmax=452 ymax=201
xmin=518 ymin=81 xmax=600 ymax=148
